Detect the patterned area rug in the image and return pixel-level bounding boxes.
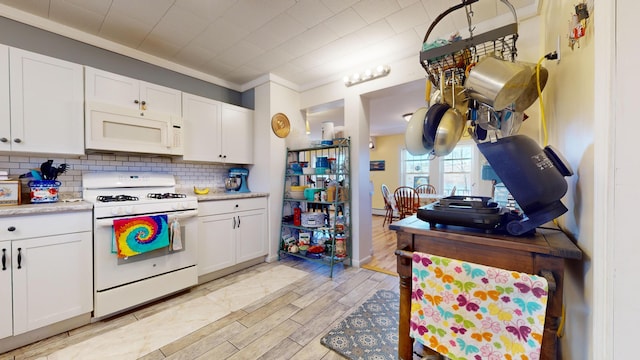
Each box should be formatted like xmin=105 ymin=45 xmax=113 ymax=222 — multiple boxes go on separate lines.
xmin=321 ymin=289 xmax=399 ymax=360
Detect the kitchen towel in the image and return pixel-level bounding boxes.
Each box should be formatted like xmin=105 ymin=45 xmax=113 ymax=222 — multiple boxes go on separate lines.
xmin=170 ymin=217 xmax=183 ymax=251
xmin=113 ymin=215 xmax=170 ymax=258
xmin=410 ymin=252 xmax=549 ymax=360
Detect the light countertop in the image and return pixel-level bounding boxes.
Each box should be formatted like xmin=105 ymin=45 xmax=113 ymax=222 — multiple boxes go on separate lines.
xmin=192 ymin=191 xmax=269 ymax=201
xmin=0 ymin=191 xmax=269 ymax=216
xmin=0 ymin=200 xmax=94 ymax=216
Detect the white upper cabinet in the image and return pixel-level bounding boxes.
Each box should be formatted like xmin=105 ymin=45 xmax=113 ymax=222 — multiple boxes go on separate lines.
xmin=85 ymin=67 xmax=182 ymax=117
xmin=1 ymin=47 xmax=84 ymax=155
xmin=221 ymin=103 xmax=254 ymax=165
xmin=182 ymin=93 xmax=254 ymax=164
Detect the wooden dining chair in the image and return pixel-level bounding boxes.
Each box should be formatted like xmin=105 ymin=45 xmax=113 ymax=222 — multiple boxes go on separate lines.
xmin=394 ymin=186 xmax=419 ymax=219
xmin=381 ymin=184 xmax=398 ymax=226
xmin=415 ymin=184 xmax=437 ymax=195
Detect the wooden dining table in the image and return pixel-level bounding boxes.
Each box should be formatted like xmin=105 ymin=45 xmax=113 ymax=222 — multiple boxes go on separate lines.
xmin=417 ymin=193 xmax=443 ymax=207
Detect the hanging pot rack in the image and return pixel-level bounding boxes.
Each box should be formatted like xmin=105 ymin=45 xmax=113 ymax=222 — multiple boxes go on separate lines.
xmin=420 ymin=0 xmax=520 ymax=88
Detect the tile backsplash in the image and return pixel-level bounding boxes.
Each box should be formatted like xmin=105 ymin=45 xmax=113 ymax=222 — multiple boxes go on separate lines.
xmin=0 ymin=153 xmax=234 ymax=199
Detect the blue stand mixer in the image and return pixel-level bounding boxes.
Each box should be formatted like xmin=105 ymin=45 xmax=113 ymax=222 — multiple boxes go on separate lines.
xmin=226 ymin=168 xmax=250 ymax=193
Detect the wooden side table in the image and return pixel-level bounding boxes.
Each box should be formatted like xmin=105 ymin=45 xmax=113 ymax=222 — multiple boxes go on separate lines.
xmin=390 ymin=216 xmax=582 ymax=360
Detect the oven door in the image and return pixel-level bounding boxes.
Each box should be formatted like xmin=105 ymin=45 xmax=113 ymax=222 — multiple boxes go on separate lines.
xmin=93 ymin=209 xmax=197 ymax=291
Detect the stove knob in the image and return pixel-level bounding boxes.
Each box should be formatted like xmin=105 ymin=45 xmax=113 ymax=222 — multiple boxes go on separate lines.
xmin=111 ymin=207 xmax=123 ymax=216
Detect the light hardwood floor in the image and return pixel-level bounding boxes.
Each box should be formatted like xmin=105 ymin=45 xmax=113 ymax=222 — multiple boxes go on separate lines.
xmin=362 ymin=215 xmax=399 ymax=276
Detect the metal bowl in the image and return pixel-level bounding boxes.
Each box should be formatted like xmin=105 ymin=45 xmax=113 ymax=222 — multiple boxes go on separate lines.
xmin=224 ymin=177 xmax=241 ymax=191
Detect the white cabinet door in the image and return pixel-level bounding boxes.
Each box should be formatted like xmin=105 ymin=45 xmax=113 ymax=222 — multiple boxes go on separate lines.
xmin=85 ymin=67 xmax=139 ymax=110
xmin=221 ymin=104 xmax=254 ymax=164
xmin=140 ymin=81 xmax=182 ymax=117
xmin=182 ymin=93 xmax=254 ymax=164
xmin=0 ymin=45 xmax=9 ymax=153
xmin=0 ymin=240 xmax=12 ymax=340
xmin=197 ymin=213 xmax=235 ymax=275
xmin=11 ymin=232 xmax=92 ymax=335
xmin=85 ymin=67 xmax=182 ymax=116
xmin=236 ymin=208 xmax=267 ymax=263
xmin=9 ymin=48 xmax=84 ymax=155
xmin=182 ymin=93 xmax=222 ymax=162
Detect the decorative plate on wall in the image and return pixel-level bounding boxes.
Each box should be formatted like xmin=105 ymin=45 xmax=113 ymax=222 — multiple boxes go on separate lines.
xmin=271 ymin=113 xmax=290 ymax=138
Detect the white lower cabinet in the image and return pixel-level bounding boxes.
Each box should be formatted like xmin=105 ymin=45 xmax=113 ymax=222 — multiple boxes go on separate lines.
xmin=198 ymin=197 xmax=267 ymax=276
xmin=0 ymin=239 xmax=11 ymax=340
xmin=0 ymin=212 xmax=92 ymax=340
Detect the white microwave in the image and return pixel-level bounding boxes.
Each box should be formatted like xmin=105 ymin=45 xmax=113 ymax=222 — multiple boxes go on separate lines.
xmin=85 ymin=102 xmax=183 ymax=156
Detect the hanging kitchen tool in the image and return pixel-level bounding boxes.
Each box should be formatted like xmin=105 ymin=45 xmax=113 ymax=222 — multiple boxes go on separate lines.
xmin=433 ymin=74 xmax=466 ymax=156
xmin=405 ymin=107 xmax=430 ymax=155
xmin=422 ymin=72 xmax=450 ymax=153
xmin=464 ymin=56 xmax=530 ymax=110
xmin=513 ymin=62 xmax=549 ymax=112
xmin=420 ymin=0 xmax=519 ymax=89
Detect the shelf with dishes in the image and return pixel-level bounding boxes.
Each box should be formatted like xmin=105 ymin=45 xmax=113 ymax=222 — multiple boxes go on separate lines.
xmin=278 ymin=138 xmax=351 ymax=277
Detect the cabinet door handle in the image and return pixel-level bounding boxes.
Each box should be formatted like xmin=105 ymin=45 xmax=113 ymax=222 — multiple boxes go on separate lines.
xmin=134 ymin=99 xmax=139 ymax=104
xmin=17 ymin=247 xmax=22 ymax=269
xmin=237 ymin=216 xmax=241 ymax=228
xmin=0 ymin=137 xmax=7 ymax=143
xmin=1 ymin=248 xmax=6 ymax=271
xmin=13 ymin=138 xmax=22 ymax=143
xmin=232 ymin=217 xmax=236 ymax=229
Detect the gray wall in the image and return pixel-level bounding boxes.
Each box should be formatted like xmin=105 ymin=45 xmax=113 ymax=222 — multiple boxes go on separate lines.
xmin=0 ymin=16 xmax=254 ymax=108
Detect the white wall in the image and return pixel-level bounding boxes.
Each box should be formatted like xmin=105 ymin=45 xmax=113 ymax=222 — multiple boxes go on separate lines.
xmin=253 ymin=80 xmax=302 ymax=262
xmin=540 ymin=0 xmax=597 ymax=358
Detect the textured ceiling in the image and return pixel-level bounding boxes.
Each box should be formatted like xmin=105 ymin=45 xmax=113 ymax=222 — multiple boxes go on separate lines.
xmin=0 ymin=0 xmax=537 ymax=136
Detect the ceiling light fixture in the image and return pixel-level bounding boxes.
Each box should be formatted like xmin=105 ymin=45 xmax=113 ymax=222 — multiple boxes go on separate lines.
xmin=343 ymin=65 xmax=390 ymax=87
xmin=403 ymin=112 xmax=413 ymax=122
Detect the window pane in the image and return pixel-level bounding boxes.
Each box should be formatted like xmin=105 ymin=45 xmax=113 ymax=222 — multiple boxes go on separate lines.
xmin=402 ymin=150 xmax=430 ymax=188
xmin=442 ymin=144 xmax=473 ymax=196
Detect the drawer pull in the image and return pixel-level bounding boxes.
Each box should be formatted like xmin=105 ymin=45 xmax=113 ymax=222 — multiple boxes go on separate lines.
xmin=7 ymin=226 xmax=15 ymax=232
xmin=17 ymin=248 xmax=22 ymax=269
xmin=1 ymin=248 xmax=5 ymax=271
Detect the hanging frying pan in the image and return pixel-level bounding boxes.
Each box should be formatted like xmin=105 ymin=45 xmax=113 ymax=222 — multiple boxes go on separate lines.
xmin=422 ymin=103 xmax=449 ymax=152
xmin=433 ymin=76 xmax=466 ymax=156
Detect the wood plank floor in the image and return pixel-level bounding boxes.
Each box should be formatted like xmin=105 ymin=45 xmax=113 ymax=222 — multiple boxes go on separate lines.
xmin=362 ymin=215 xmax=399 ymax=275
xmin=1 ymin=259 xmax=402 ymax=360
xmin=1 ymin=216 xmax=404 ymax=360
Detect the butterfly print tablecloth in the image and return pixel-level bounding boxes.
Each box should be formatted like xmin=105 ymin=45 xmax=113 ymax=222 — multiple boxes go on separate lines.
xmin=410 ymin=252 xmax=549 ymax=360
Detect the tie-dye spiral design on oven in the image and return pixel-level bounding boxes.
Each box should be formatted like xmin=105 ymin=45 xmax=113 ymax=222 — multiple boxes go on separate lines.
xmin=113 ymin=215 xmax=170 ymax=258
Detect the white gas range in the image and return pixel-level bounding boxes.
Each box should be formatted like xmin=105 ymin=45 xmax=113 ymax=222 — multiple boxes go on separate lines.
xmin=82 ymin=172 xmax=199 ymax=318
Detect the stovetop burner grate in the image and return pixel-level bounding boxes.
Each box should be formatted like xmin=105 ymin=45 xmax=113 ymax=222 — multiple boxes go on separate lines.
xmin=147 ymin=193 xmax=187 ymax=199
xmin=96 ymin=195 xmax=140 ymax=202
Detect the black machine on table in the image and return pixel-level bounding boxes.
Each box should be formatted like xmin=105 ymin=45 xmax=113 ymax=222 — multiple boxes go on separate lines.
xmin=417 ymin=135 xmax=574 ymax=236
